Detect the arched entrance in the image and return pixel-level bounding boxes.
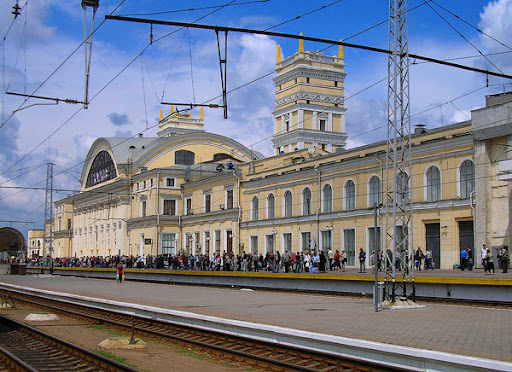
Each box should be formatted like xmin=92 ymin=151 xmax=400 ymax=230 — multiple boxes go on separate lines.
xmin=0 ymin=227 xmax=26 ymax=257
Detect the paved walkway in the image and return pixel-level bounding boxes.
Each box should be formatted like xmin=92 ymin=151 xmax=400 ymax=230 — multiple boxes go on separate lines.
xmin=0 ymin=274 xmax=511 ymax=363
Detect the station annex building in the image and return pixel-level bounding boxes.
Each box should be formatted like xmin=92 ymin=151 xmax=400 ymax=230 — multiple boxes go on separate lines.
xmin=28 ymin=41 xmax=512 ymax=270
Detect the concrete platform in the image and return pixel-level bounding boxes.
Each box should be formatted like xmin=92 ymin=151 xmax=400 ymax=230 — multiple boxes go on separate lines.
xmin=0 ymin=274 xmax=511 ymax=371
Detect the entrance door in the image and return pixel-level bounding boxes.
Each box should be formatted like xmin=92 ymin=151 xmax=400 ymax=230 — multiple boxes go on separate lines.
xmin=226 ymin=231 xmax=233 ymax=256
xmin=458 ymin=221 xmax=474 ymax=265
xmin=425 ymin=223 xmax=440 ymax=269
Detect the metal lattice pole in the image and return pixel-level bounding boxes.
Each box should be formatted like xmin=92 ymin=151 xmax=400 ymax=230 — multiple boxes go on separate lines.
xmin=384 ymin=0 xmax=414 ymax=303
xmin=41 ymin=163 xmax=54 ymax=264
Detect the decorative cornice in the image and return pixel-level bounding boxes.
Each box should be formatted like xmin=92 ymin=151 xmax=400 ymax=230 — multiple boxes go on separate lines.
xmin=272 ymin=129 xmax=347 ymax=148
xmin=274 ymin=66 xmax=346 ymax=86
xmin=276 ymin=91 xmax=344 ymax=108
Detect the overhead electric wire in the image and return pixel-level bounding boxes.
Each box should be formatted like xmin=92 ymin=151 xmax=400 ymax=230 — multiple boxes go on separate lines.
xmin=117 ymin=0 xmax=269 ymax=17
xmin=0 ymin=0 xmax=128 ymax=130
xmin=430 ymin=0 xmax=512 ymax=52
xmin=423 ymin=0 xmax=504 ymax=75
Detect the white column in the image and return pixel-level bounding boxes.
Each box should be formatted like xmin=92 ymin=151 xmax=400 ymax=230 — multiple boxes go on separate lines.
xmin=298 ymin=109 xmax=304 ymax=129
xmin=328 ymin=112 xmax=333 ymax=131
xmin=313 ymin=111 xmax=318 ymax=130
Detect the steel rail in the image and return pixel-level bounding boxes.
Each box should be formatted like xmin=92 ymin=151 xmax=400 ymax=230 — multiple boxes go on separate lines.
xmin=0 ymin=314 xmax=140 ymax=372
xmin=4 ymin=290 xmax=410 ymax=372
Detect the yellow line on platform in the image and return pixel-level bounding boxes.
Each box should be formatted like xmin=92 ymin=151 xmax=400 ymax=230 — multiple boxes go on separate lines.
xmin=48 ymin=267 xmax=512 ymax=286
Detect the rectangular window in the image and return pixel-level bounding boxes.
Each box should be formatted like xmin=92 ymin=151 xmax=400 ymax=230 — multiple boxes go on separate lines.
xmin=186 ymin=198 xmax=192 ymax=215
xmin=67 ymin=219 xmax=71 ymax=230
xmin=185 ymin=233 xmax=192 ymax=254
xmin=141 ymin=200 xmax=147 ymax=217
xmin=214 ymin=230 xmax=221 ymax=254
xmin=322 ymin=230 xmax=332 ymax=252
xmin=251 ymin=236 xmax=258 ymax=255
xmin=266 ymin=234 xmax=274 ymax=254
xmin=163 ymin=199 xmax=176 ymax=216
xmin=344 ymin=229 xmax=356 ymax=266
xmin=283 ymin=233 xmax=292 ymax=254
xmin=161 ymin=233 xmax=176 ymax=255
xmin=195 ymin=232 xmax=200 ymax=256
xmin=143 ymin=180 xmax=146 ymax=189
xmin=301 ymin=232 xmax=311 ymax=252
xmin=205 ymin=194 xmax=211 ymax=213
xmin=150 ymin=178 xmax=153 ymax=188
xmin=58 ymin=217 xmax=62 ymax=231
xmin=226 ymin=189 xmax=234 ymax=209
xmin=320 ymin=119 xmax=326 ymax=131
xmin=368 ymin=227 xmax=381 ymax=253
xmin=136 ymin=182 xmax=139 ymax=191
xmin=166 ymin=178 xmax=175 ymax=187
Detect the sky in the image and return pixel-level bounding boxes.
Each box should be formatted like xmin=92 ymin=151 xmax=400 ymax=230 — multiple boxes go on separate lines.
xmin=0 ymin=0 xmax=511 ymax=239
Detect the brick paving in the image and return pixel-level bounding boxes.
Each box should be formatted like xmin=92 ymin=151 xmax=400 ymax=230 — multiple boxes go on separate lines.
xmin=0 ymin=274 xmax=511 ymax=363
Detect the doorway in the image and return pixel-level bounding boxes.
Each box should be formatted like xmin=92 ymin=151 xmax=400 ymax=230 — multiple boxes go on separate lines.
xmin=458 ymin=221 xmax=474 ymax=265
xmin=425 ymin=223 xmax=440 ymax=269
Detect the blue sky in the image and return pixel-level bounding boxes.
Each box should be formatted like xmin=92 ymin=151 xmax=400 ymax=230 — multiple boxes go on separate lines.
xmin=1 ymin=0 xmax=511 ymax=239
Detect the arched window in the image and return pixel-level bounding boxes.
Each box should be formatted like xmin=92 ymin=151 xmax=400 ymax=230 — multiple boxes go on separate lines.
xmin=86 ymin=151 xmax=117 ymax=188
xmin=252 ymin=196 xmax=259 ymax=221
xmin=368 ymin=175 xmax=382 ymax=206
xmin=175 ymin=150 xmax=195 ymax=165
xmin=267 ymin=194 xmax=275 ymax=219
xmin=284 ymin=190 xmax=293 ymax=217
xmin=323 ymin=184 xmax=333 ymax=213
xmin=459 ymin=160 xmax=475 ymax=199
xmin=396 ymin=171 xmax=410 ymax=204
xmin=344 ymin=180 xmax=355 ymax=211
xmin=302 ymin=187 xmax=312 ymax=215
xmin=426 ymin=166 xmax=441 ymax=202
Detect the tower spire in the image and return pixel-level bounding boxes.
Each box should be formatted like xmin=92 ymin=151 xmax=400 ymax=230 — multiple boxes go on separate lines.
xmin=338 ymin=39 xmax=344 ymax=59
xmin=276 ymin=44 xmax=282 ymax=63
xmin=298 ymin=33 xmax=304 ymax=52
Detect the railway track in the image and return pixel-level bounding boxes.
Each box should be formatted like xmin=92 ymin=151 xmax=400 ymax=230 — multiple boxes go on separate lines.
xmin=0 ymin=289 xmax=410 ymax=372
xmin=0 ymin=313 xmax=140 ymax=372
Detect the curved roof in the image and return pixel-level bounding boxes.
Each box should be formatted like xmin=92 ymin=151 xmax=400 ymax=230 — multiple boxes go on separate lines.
xmin=80 ymin=132 xmax=264 ymax=189
xmin=0 ymin=227 xmax=26 ymax=252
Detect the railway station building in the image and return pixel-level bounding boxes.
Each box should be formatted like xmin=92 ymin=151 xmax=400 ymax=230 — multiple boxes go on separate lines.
xmin=48 ymin=41 xmax=512 ymax=270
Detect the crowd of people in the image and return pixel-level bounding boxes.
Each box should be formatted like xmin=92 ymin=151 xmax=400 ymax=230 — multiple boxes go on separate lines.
xmin=23 ymin=245 xmax=509 ymax=274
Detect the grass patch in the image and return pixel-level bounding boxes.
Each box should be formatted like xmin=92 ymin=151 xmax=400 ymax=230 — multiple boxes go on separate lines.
xmin=96 ymin=350 xmax=129 ymax=365
xmin=176 ymin=347 xmax=207 ymax=360
xmin=219 ymin=362 xmax=237 ymax=368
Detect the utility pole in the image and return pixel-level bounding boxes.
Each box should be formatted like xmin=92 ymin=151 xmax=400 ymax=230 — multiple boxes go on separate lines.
xmin=41 ymin=163 xmax=54 ymax=270
xmin=82 ymin=0 xmax=99 ymax=109
xmin=384 ymin=0 xmax=417 ymax=306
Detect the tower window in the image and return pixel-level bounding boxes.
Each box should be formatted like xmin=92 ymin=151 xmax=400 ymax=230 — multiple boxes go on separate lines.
xmin=320 ymin=119 xmax=326 ymax=131
xmin=307 ymin=100 xmax=310 ymax=104
xmin=286 ymin=121 xmax=290 ymax=132
xmin=334 ymin=81 xmax=338 ymax=87
xmin=306 ymin=77 xmax=310 ymax=83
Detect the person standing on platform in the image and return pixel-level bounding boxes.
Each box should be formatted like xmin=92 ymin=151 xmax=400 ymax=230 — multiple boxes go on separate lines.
xmin=370 ymin=250 xmax=376 ymax=274
xmin=358 ymin=248 xmax=366 ymax=273
xmin=467 ymin=247 xmax=474 ymax=271
xmin=328 ymin=248 xmax=334 ymax=271
xmin=334 ymin=250 xmax=341 ymax=273
xmin=116 ymin=263 xmax=124 ymax=283
xmin=460 ymin=248 xmax=468 ymax=271
xmin=481 ymin=244 xmax=488 ymax=268
xmin=498 ymin=245 xmax=509 ymax=273
xmin=341 ymin=250 xmax=347 ymax=272
xmin=424 ymin=249 xmax=433 ymax=270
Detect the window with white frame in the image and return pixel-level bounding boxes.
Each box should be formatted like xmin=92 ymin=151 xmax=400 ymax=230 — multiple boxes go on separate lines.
xmin=186 ymin=197 xmax=192 ymax=215
xmin=205 ymin=193 xmax=211 ymax=213
xmin=344 ymin=181 xmax=355 ymax=211
xmin=343 ymin=229 xmax=356 ymax=265
xmin=267 ymin=193 xmax=275 ymax=219
xmin=226 ymin=188 xmax=234 ymax=209
xmin=150 ymin=178 xmax=153 ymax=188
xmin=163 ymin=199 xmax=176 ymax=216
xmin=302 ymin=187 xmax=312 ymax=215
xmin=161 ymin=233 xmax=176 ymax=254
xmin=396 ymin=171 xmax=410 ymax=204
xmin=426 ymin=166 xmax=441 ymax=202
xmin=214 ymin=230 xmax=221 ymax=254
xmin=459 ymin=160 xmax=474 ymax=199
xmin=368 ymin=226 xmax=381 ymax=253
xmin=141 ymin=198 xmax=147 ymax=217
xmin=284 ymin=190 xmax=293 ymax=217
xmin=266 ymin=234 xmax=274 ymax=254
xmin=368 ymin=175 xmax=382 ymax=206
xmin=165 ymin=177 xmax=175 ymax=187
xmin=251 ymin=196 xmax=259 ymax=221
xmin=143 ymin=180 xmax=146 ymax=189
xmin=283 ymin=233 xmax=292 ymax=253
xmin=250 ymin=236 xmax=258 ymax=255
xmin=323 ymin=184 xmax=333 ymax=212
xmin=301 ymin=232 xmax=311 ymax=252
